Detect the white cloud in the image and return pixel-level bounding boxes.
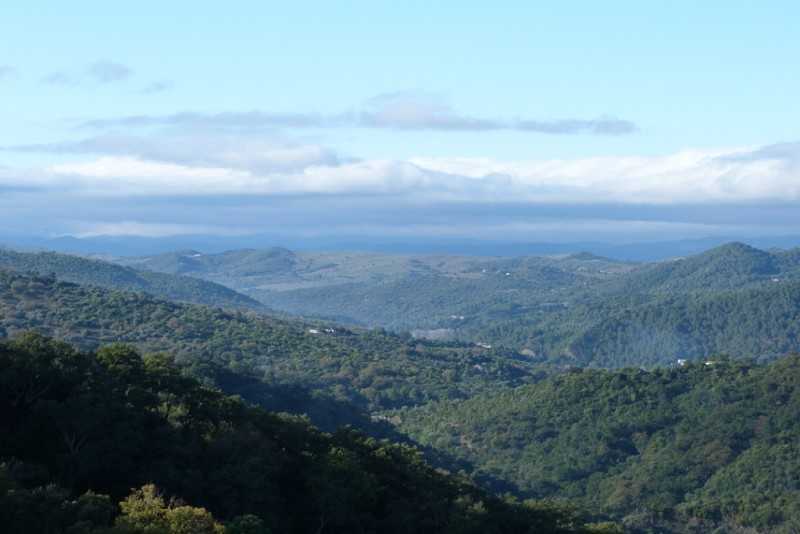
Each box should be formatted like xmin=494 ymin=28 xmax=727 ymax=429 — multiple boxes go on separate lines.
xmin=410 ymin=146 xmax=800 ymax=204
xmin=73 ymin=221 xmax=235 ymax=238
xmin=48 ymin=157 xmax=253 ymax=195
xmin=0 ymin=142 xmax=793 ymax=204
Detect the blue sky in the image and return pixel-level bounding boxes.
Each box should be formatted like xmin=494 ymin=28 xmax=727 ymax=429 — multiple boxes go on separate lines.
xmin=2 ymin=1 xmax=799 ymax=246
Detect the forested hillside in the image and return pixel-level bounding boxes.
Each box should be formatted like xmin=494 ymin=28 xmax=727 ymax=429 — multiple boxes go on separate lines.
xmin=0 ymin=268 xmax=542 ymax=417
xmin=393 ymin=356 xmax=800 ymax=532
xmin=116 ymin=248 xmax=634 ymax=332
xmin=599 ymin=242 xmax=800 ymax=295
xmin=0 ymin=248 xmax=263 ymax=311
xmin=113 ymin=243 xmax=800 ymax=369
xmin=469 ymin=279 xmax=800 ymax=367
xmin=4 ymin=260 xmax=800 ymax=532
xmin=10 ymin=243 xmax=800 ymax=369
xmin=435 ymin=244 xmax=800 ymax=366
xmin=0 ymin=334 xmax=613 ymax=534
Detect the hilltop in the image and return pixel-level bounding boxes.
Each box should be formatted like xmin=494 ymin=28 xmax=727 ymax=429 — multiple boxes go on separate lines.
xmin=0 ymin=248 xmax=263 ymax=311
xmin=600 ymin=242 xmax=800 ymax=295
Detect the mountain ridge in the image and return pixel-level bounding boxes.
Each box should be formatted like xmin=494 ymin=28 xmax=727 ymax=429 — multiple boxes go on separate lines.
xmin=0 ymin=248 xmax=265 ymax=311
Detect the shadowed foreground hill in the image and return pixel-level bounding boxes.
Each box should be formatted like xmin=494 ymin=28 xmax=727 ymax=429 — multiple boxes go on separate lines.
xmin=394 ymin=356 xmax=800 ymax=532
xmin=0 ymin=334 xmax=615 ymax=534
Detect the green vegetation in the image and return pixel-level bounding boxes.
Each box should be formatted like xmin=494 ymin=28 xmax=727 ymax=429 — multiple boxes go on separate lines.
xmin=116 ymin=248 xmax=633 ymax=332
xmin=393 ymin=356 xmax=800 ymax=532
xmin=0 ymin=248 xmax=263 ymax=311
xmin=115 ymin=243 xmax=800 ymax=368
xmin=600 ymin=242 xmax=800 ymax=294
xmin=0 ymin=268 xmax=543 ymax=416
xmin=464 ymin=243 xmax=800 ymax=367
xmin=0 ymin=333 xmax=613 ymax=533
xmin=5 ymin=243 xmax=800 ymax=532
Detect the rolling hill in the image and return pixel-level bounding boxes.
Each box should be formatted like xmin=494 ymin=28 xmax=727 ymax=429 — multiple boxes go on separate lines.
xmin=599 ymin=242 xmax=800 ymax=295
xmin=115 ymin=248 xmax=636 ymax=332
xmin=0 ymin=268 xmax=543 ymax=415
xmin=114 ymin=243 xmax=800 ymax=368
xmin=4 ymin=249 xmax=800 ymax=532
xmin=392 ymin=356 xmax=800 ymax=532
xmin=0 ymin=333 xmax=607 ymax=534
xmin=0 ymin=248 xmax=263 ymax=311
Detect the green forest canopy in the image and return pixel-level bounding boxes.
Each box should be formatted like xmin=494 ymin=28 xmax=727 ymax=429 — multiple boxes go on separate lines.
xmin=0 ymin=333 xmax=616 ymax=534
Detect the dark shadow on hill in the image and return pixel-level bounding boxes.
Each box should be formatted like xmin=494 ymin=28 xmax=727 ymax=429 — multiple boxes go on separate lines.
xmin=210 ymin=366 xmax=525 ymax=496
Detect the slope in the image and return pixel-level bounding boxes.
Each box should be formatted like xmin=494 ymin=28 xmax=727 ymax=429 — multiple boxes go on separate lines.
xmin=393 ymin=356 xmax=800 ymax=532
xmin=0 ymin=333 xmax=609 ymax=534
xmin=600 ymin=242 xmax=798 ymax=295
xmin=116 ymin=248 xmax=635 ymax=332
xmin=0 ymin=248 xmax=263 ymax=311
xmin=0 ymin=268 xmax=542 ymax=413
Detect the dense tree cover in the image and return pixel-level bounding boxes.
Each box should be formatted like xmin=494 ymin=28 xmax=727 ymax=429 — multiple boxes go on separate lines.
xmin=598 ymin=242 xmax=800 ymax=295
xmin=249 ymin=265 xmax=581 ymax=333
xmin=0 ymin=334 xmax=616 ymax=534
xmin=393 ymin=356 xmax=800 ymax=532
xmin=115 ymin=243 xmax=800 ymax=369
xmin=14 ymin=243 xmax=800 ymax=372
xmin=560 ymin=281 xmax=800 ymax=367
xmin=0 ymin=269 xmax=544 ymax=416
xmin=0 ymin=248 xmax=263 ymax=311
xmin=243 ymin=253 xmax=610 ymax=332
xmin=4 ymin=245 xmax=800 ymax=531
xmin=430 ymin=244 xmax=800 ymax=366
xmin=467 ymin=278 xmax=800 ymax=368
xmin=116 ymin=248 xmax=632 ymax=333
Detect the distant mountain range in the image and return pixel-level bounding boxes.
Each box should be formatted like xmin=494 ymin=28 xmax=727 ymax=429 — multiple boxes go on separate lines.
xmin=108 ymin=241 xmax=800 ymax=367
xmin=113 ymin=247 xmax=635 ymax=332
xmin=3 ymin=240 xmax=800 ymax=370
xmin=5 ymin=231 xmax=800 ymax=260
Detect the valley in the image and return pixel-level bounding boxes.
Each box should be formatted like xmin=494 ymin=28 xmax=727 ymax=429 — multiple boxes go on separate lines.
xmin=2 ymin=241 xmax=800 ymax=531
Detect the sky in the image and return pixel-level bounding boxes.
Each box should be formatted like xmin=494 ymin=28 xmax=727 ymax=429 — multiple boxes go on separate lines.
xmin=1 ymin=1 xmax=800 ymax=248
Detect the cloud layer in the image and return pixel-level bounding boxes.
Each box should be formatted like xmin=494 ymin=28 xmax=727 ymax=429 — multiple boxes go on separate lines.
xmin=3 ymin=92 xmax=796 ymax=243
xmin=40 ymin=60 xmax=133 ymax=86
xmin=79 ymin=91 xmax=637 ymax=135
xmin=86 ymin=60 xmax=132 ymax=83
xmin=4 ymin=132 xmax=800 ymax=205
